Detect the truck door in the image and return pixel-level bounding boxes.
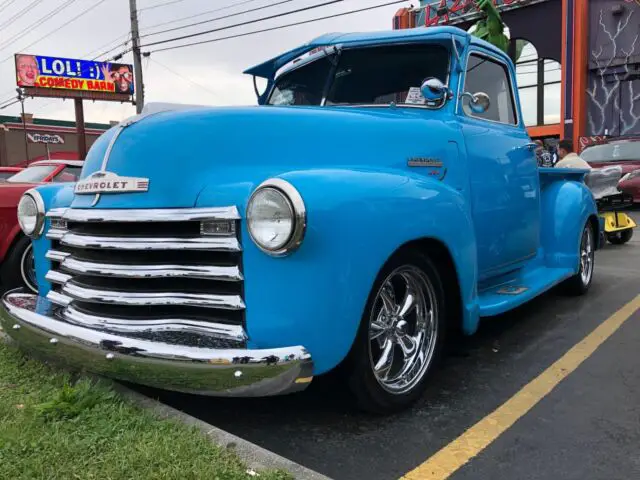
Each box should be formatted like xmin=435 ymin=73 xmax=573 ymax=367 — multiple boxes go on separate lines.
xmin=458 ymin=51 xmax=540 ymax=279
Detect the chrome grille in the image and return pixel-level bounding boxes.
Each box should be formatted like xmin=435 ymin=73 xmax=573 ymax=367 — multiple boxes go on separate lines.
xmin=44 ymin=207 xmax=246 ymax=348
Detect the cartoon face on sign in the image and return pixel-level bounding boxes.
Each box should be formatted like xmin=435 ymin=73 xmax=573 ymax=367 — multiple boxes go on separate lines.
xmin=101 ymin=63 xmax=134 ymax=94
xmin=16 ymin=54 xmax=39 ymax=87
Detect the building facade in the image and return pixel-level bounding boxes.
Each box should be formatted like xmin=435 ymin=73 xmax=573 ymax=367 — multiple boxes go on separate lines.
xmin=0 ymin=114 xmax=112 ymax=166
xmin=393 ymin=0 xmax=640 ymax=150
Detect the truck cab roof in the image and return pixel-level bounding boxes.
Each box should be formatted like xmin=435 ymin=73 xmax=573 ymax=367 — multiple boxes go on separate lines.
xmin=244 ymin=25 xmax=510 ymax=80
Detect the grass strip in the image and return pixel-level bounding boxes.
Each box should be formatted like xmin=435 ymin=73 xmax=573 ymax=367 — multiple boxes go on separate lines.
xmin=0 ymin=342 xmax=291 ymax=480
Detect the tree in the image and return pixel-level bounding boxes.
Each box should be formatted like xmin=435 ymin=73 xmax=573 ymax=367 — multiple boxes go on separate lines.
xmin=470 ymin=0 xmax=524 ymax=62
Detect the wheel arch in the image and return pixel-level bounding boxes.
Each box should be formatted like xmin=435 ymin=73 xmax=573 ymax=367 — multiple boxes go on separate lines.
xmin=587 ymin=214 xmax=600 ymax=250
xmin=389 ymin=237 xmax=464 ymax=335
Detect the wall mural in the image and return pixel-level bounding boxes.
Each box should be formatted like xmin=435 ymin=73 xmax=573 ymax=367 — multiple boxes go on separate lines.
xmin=587 ymin=1 xmax=640 ymax=136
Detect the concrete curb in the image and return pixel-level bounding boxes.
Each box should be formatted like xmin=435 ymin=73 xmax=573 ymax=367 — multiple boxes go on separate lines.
xmin=1 ymin=332 xmax=331 ymax=480
xmin=110 ymin=382 xmax=333 ymax=480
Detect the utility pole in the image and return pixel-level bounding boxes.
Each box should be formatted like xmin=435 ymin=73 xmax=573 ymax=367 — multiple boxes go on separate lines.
xmin=129 ymin=0 xmax=144 ymax=114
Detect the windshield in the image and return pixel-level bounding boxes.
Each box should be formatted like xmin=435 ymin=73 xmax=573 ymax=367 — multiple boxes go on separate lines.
xmin=7 ymin=165 xmax=57 ymax=183
xmin=268 ymin=44 xmax=450 ymax=107
xmin=0 ymin=172 xmax=16 ymax=180
xmin=53 ymin=166 xmax=82 ymax=182
xmin=581 ymin=141 xmax=640 ymax=162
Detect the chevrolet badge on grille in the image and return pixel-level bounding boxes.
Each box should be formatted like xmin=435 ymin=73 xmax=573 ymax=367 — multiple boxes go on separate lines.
xmin=75 ymin=171 xmax=149 ymax=194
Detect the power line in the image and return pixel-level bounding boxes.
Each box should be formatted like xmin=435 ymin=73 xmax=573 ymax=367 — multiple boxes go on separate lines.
xmin=92 ymin=34 xmax=131 ymax=61
xmin=0 ymin=99 xmax=19 ymax=110
xmin=0 ymin=0 xmax=19 ymax=15
xmin=0 ymin=0 xmax=78 ymax=53
xmin=149 ymin=58 xmax=222 ymax=100
xmin=0 ymin=0 xmax=46 ymax=31
xmin=145 ymin=0 xmax=408 ymax=54
xmin=141 ymin=0 xmax=296 ymax=39
xmin=0 ymin=0 xmax=109 ymax=65
xmin=84 ymin=31 xmax=130 ymax=60
xmin=141 ymin=0 xmax=266 ymax=32
xmin=140 ymin=0 xmax=347 ymax=49
xmin=138 ymin=0 xmax=197 ymax=12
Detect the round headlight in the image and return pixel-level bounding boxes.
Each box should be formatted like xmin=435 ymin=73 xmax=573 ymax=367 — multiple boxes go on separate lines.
xmin=17 ymin=189 xmax=45 ymax=238
xmin=246 ymin=179 xmax=306 ymax=256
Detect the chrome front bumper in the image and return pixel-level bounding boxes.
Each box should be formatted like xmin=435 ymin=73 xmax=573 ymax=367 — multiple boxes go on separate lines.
xmin=0 ymin=290 xmax=314 ymax=397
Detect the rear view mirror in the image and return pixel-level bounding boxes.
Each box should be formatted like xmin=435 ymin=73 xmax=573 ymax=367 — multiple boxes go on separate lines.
xmin=420 ymin=77 xmax=449 ymax=103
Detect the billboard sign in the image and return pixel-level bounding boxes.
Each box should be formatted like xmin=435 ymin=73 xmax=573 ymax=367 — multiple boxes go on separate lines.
xmin=15 ymin=54 xmax=134 ymax=96
xmin=419 ymin=0 xmax=547 ymax=27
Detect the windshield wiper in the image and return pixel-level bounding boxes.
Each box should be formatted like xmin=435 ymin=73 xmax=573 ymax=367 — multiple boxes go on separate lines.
xmin=320 ymin=45 xmax=342 ymax=107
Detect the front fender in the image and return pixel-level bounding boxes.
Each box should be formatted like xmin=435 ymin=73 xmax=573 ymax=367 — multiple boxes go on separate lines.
xmin=31 ymin=183 xmax=76 ymax=295
xmin=540 ymin=179 xmax=598 ymax=272
xmin=198 ymin=168 xmax=478 ymax=375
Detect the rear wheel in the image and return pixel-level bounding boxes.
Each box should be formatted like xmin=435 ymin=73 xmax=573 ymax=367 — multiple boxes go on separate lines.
xmin=606 ymin=229 xmax=633 ymax=245
xmin=0 ymin=236 xmax=37 ymax=294
xmin=344 ymin=250 xmax=446 ymax=414
xmin=561 ymin=222 xmax=595 ymax=296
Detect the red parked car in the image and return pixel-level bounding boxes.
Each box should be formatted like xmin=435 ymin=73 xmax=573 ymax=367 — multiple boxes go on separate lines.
xmin=0 ymin=160 xmax=83 ymax=292
xmin=581 ymin=136 xmax=640 ymax=203
xmin=0 ymin=167 xmax=23 ymax=181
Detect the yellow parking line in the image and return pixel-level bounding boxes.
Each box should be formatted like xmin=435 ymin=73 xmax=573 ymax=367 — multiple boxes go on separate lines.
xmin=402 ymin=294 xmax=640 ymax=480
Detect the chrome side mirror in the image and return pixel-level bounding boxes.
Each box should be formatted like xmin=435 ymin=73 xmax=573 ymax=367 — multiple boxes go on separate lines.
xmin=460 ymin=92 xmax=491 ymax=114
xmin=420 ymin=77 xmax=449 ymax=103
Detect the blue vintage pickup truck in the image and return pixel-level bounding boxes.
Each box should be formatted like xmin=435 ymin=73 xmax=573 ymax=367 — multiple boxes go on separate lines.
xmin=2 ymin=26 xmax=598 ymax=413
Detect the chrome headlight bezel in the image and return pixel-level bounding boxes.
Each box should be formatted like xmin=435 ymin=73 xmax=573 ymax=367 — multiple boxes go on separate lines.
xmin=246 ymin=178 xmax=306 ymax=257
xmin=17 ymin=189 xmax=45 ymax=238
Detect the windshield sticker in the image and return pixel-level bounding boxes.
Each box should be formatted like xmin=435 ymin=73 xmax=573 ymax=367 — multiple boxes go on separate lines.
xmin=405 ymin=87 xmax=426 ymax=105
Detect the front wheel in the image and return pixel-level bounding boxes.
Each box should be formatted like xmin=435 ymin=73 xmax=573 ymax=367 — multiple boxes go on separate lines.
xmin=606 ymin=229 xmax=633 ymax=245
xmin=344 ymin=250 xmax=446 ymax=414
xmin=561 ymin=221 xmax=595 ymax=296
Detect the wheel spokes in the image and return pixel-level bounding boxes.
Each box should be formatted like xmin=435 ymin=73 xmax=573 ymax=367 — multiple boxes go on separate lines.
xmin=374 ymin=340 xmax=394 ymax=380
xmin=369 ymin=318 xmax=387 ymax=341
xmin=380 ymin=285 xmax=397 ymax=315
xmin=368 ymin=265 xmax=440 ymax=395
xmin=398 ymin=289 xmax=417 ymax=318
xmin=397 ymin=334 xmax=417 ymax=358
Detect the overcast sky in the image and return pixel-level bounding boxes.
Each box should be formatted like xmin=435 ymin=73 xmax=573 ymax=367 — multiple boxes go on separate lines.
xmin=0 ymin=0 xmax=406 ymax=124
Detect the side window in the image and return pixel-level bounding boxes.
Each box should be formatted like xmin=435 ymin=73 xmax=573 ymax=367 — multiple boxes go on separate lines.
xmin=463 ymin=54 xmax=517 ymax=125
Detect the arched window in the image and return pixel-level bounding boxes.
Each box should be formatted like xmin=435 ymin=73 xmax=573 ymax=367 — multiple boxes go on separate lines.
xmin=515 ymin=41 xmax=561 ymax=127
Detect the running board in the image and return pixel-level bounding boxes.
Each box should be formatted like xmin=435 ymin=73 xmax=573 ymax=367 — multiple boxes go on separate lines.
xmin=478 ymin=266 xmax=574 ymax=317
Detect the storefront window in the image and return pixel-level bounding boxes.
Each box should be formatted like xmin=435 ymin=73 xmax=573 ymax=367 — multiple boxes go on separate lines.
xmin=515 ymin=42 xmax=561 ymax=127
xmin=518 ymin=87 xmax=537 ymax=126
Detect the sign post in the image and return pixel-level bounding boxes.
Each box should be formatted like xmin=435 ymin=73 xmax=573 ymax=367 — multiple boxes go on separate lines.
xmin=74 ymin=98 xmax=87 ymax=159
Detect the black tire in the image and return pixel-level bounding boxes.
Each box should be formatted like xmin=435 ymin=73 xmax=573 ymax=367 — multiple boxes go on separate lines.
xmin=606 ymin=229 xmax=633 ymax=245
xmin=0 ymin=235 xmax=37 ymax=294
xmin=343 ymin=249 xmax=447 ymax=414
xmin=561 ymin=221 xmax=595 ymax=296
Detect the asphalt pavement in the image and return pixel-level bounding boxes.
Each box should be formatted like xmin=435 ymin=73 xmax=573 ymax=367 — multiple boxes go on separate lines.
xmin=134 ymin=211 xmax=640 ymax=480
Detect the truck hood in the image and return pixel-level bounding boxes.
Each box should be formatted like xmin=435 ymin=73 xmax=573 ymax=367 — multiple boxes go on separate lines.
xmin=72 ymin=106 xmax=447 ymax=209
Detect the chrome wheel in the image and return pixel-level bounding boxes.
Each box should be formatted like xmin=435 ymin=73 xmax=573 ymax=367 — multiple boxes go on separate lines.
xmin=580 ymin=225 xmax=594 ymax=286
xmin=368 ymin=265 xmax=438 ymax=395
xmin=20 ymin=243 xmax=37 ymax=293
